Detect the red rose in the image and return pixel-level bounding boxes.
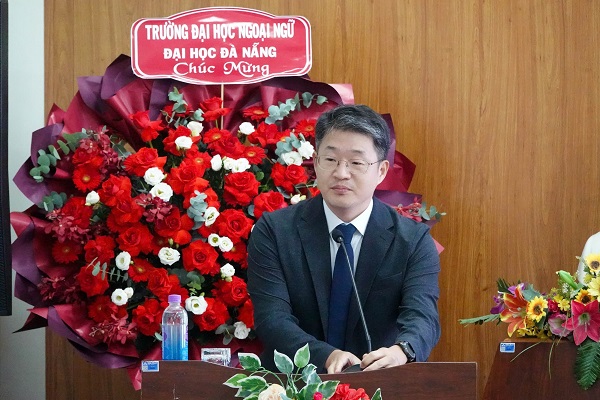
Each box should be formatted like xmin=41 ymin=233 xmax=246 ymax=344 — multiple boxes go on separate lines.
xmin=208 ymin=134 xmax=245 ymax=158
xmin=166 ymin=163 xmax=205 ymax=194
xmin=212 ymin=276 xmax=249 ymax=307
xmin=123 ymin=147 xmax=167 ymax=177
xmin=182 ymin=240 xmax=220 ymax=275
xmin=199 ymin=97 xmax=231 ymax=122
xmin=237 ymin=299 xmax=254 ymax=328
xmin=106 ymin=196 xmax=145 ymax=231
xmin=214 ymin=209 xmax=253 ymax=242
xmin=253 ymin=192 xmax=287 ymax=219
xmin=98 ymin=175 xmax=132 ymax=207
xmin=116 ymin=223 xmax=154 ymax=256
xmin=182 ymin=178 xmax=211 ymax=208
xmin=192 ymin=297 xmax=229 ymax=331
xmin=132 ymin=298 xmax=163 ymax=336
xmin=76 ymin=267 xmax=110 ymax=297
xmin=130 ymin=110 xmax=164 ymax=142
xmin=223 ymin=172 xmax=259 ymax=207
xmin=247 ymin=122 xmax=286 ymax=147
xmin=84 ymin=235 xmax=116 ymax=265
xmin=155 ymin=208 xmax=193 ymax=245
xmin=147 ymin=268 xmax=173 ymax=300
xmin=270 ymin=163 xmax=308 ymax=193
xmin=162 ymin=125 xmax=201 ymax=156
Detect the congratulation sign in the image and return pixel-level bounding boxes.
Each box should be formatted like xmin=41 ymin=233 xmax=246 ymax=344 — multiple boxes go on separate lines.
xmin=131 ymin=7 xmax=312 ymax=84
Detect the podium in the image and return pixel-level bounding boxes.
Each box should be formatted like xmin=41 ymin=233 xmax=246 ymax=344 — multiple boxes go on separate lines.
xmin=141 ymin=360 xmax=477 ymax=399
xmin=484 ymin=339 xmax=600 ymax=399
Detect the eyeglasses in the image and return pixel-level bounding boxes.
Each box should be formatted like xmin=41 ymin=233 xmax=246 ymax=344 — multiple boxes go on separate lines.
xmin=314 ymin=155 xmax=381 ymax=174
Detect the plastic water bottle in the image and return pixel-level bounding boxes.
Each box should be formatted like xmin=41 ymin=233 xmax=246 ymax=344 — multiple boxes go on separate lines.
xmin=161 ymin=294 xmax=188 ymax=360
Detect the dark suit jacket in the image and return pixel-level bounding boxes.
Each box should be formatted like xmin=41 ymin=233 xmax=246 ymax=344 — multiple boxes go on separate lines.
xmin=247 ymin=195 xmax=441 ymax=371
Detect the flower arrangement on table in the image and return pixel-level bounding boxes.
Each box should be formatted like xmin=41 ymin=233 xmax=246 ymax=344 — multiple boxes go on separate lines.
xmin=10 ymin=55 xmax=442 ymax=389
xmin=225 ymin=344 xmax=381 ymax=400
xmin=460 ymin=254 xmax=600 ymax=389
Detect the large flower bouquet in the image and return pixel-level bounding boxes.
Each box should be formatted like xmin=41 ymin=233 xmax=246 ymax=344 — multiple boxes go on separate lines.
xmin=225 ymin=344 xmax=381 ymax=400
xmin=11 ymin=55 xmax=442 ymax=389
xmin=460 ymin=254 xmax=600 ymax=389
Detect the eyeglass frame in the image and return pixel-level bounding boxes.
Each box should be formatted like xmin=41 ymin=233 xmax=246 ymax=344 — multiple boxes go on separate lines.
xmin=314 ymin=155 xmax=384 ymax=174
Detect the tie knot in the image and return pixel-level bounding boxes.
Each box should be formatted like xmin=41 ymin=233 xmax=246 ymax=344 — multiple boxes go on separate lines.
xmin=336 ymin=223 xmax=356 ymax=244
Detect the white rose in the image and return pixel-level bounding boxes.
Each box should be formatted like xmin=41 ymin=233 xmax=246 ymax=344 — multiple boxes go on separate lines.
xmin=220 ymin=263 xmax=235 ymax=279
xmin=232 ymin=158 xmax=251 ymax=173
xmin=290 ymin=194 xmax=306 ymax=205
xmin=115 ymin=251 xmax=131 ymax=271
xmin=111 ymin=289 xmax=128 ymax=306
xmin=124 ymin=287 xmax=134 ymax=298
xmin=222 ymin=157 xmax=236 ymax=171
xmin=158 ymin=247 xmax=180 ymax=266
xmin=143 ymin=167 xmax=166 ymax=186
xmin=185 ymin=296 xmax=208 ymax=315
xmin=204 ymin=207 xmax=220 ymax=226
xmin=239 ymin=122 xmax=255 ymax=135
xmin=208 ymin=233 xmax=221 ymax=247
xmin=85 ymin=191 xmax=100 ymax=205
xmin=175 ymin=136 xmax=193 ymax=151
xmin=297 ymin=141 xmax=315 ymax=159
xmin=280 ymin=151 xmax=303 ymax=166
xmin=187 ymin=121 xmax=203 ymax=137
xmin=218 ymin=236 xmax=234 ymax=252
xmin=233 ymin=321 xmax=251 ymax=339
xmin=211 ymin=154 xmax=223 ymax=171
xmin=257 ymin=384 xmax=285 ymax=400
xmin=150 ymin=182 xmax=174 ymax=201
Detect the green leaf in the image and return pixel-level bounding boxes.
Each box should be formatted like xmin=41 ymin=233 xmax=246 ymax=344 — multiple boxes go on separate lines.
xmin=294 ymin=343 xmax=310 ymax=369
xmin=274 ymin=350 xmax=294 ymax=374
xmin=371 ymin=388 xmax=383 ymax=400
xmin=316 ymin=380 xmax=339 ymax=398
xmin=239 ymin=353 xmax=261 ymax=371
xmin=223 ymin=373 xmax=248 ymax=388
xmin=496 ymin=278 xmax=511 ymax=293
xmin=316 ymin=95 xmax=328 ymax=105
xmin=458 ymin=314 xmax=500 ymax=325
xmin=575 ymin=339 xmax=600 ymax=389
xmin=301 ymin=364 xmax=320 ymax=385
xmin=168 ymin=87 xmax=184 ymax=103
xmin=298 ymin=383 xmax=319 ymax=400
xmin=57 ymin=140 xmax=70 ymax=154
xmin=238 ymin=376 xmax=268 ymax=393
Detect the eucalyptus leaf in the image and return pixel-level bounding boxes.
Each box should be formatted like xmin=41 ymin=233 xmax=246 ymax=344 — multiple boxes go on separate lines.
xmin=316 ymin=95 xmax=328 ymax=105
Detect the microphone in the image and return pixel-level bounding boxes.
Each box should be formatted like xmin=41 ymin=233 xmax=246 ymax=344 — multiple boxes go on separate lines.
xmin=331 ymin=228 xmax=372 ymax=355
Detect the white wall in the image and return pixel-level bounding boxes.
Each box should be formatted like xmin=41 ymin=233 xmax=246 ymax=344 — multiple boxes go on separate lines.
xmin=0 ymin=1 xmax=45 ymax=399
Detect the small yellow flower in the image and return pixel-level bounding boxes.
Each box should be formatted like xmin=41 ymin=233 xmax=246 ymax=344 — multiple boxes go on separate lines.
xmin=527 ymin=296 xmax=548 ymax=322
xmin=574 ymin=289 xmax=595 ymax=305
xmin=585 ymin=253 xmax=600 ymax=275
xmin=588 ymin=276 xmax=600 ymax=297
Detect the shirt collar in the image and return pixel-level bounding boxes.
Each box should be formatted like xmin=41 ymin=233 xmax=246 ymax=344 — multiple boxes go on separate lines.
xmin=322 ymin=198 xmax=373 ymax=236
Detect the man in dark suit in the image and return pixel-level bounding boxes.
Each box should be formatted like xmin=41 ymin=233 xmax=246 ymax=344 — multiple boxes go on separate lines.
xmin=247 ymin=104 xmax=440 ymax=373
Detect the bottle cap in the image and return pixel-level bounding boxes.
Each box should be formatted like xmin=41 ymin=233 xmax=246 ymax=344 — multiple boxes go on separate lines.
xmin=167 ymin=294 xmax=181 ymax=303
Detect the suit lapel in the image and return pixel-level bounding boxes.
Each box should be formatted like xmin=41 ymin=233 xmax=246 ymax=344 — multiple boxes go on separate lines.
xmin=297 ymin=195 xmax=332 ymax=337
xmin=345 ymin=199 xmax=395 ymax=343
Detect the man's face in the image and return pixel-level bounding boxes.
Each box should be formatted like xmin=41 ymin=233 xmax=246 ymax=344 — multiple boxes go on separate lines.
xmin=315 ymin=129 xmax=389 ymax=221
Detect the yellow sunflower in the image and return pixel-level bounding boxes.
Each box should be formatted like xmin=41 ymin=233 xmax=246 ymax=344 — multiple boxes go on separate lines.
xmin=527 ymin=296 xmax=548 ymax=322
xmin=585 ymin=253 xmax=600 ymax=275
xmin=574 ymin=289 xmax=596 ymax=305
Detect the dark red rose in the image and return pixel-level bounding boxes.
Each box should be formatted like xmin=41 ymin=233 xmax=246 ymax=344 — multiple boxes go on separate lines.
xmin=212 ymin=276 xmax=249 ymax=307
xmin=116 ymin=223 xmax=154 ymax=256
xmin=147 ymin=268 xmax=173 ymax=300
xmin=253 ymin=191 xmax=287 ymax=219
xmin=132 ymin=298 xmax=163 ymax=336
xmin=106 ymin=196 xmax=145 ymax=231
xmin=223 ymin=171 xmax=259 ymax=207
xmin=98 ymin=175 xmax=132 ymax=207
xmin=76 ymin=267 xmax=109 ymax=297
xmin=192 ymin=297 xmax=229 ymax=331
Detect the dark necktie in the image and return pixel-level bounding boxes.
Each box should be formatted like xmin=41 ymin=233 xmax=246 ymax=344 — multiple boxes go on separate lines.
xmin=327 ymin=223 xmax=356 ymax=349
